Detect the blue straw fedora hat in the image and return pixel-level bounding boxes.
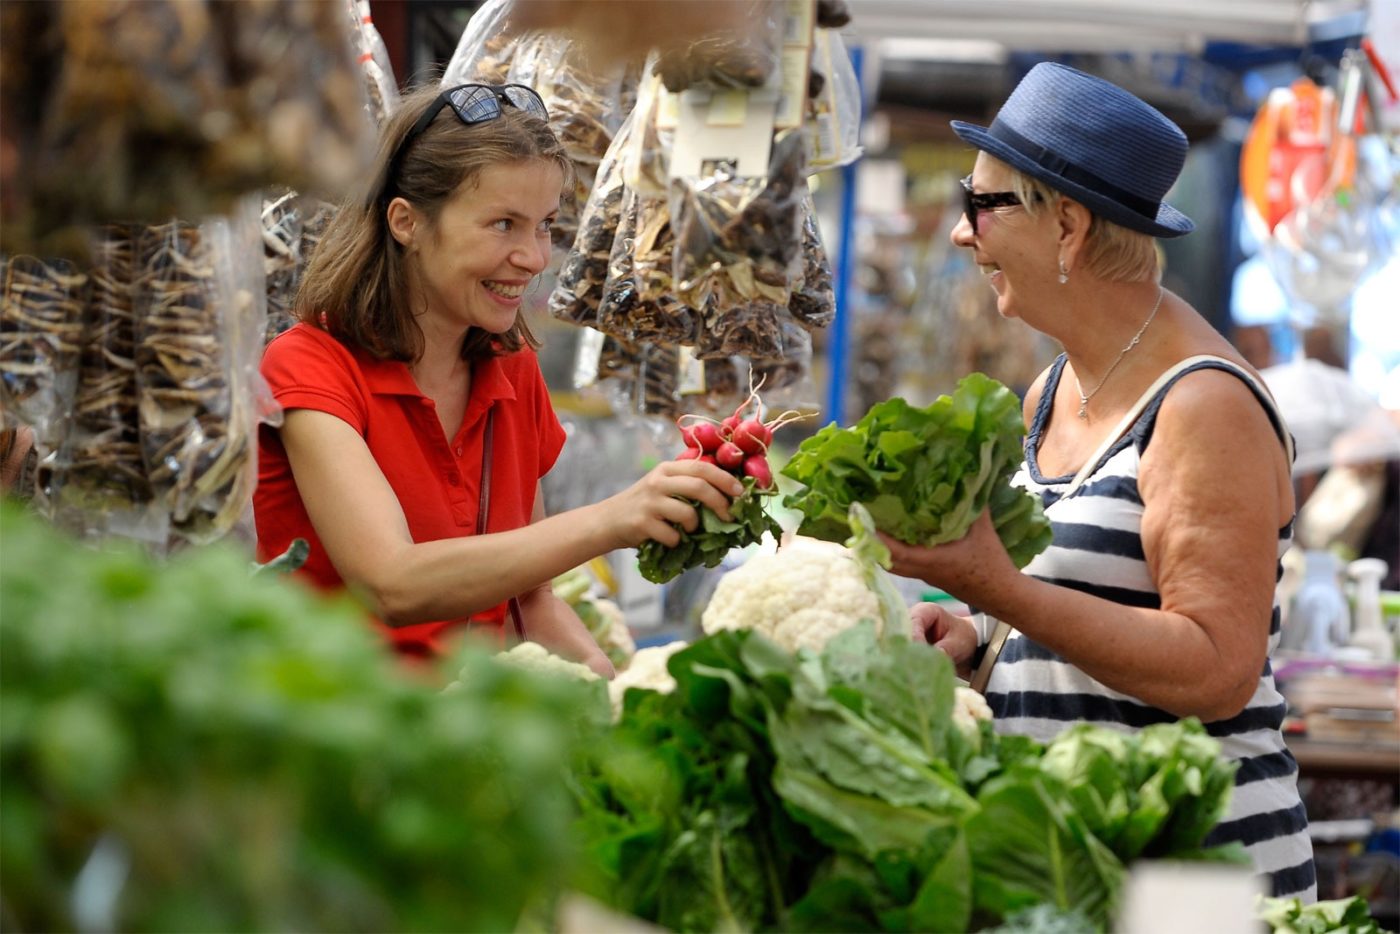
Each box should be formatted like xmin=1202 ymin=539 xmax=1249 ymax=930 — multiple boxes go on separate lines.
xmin=951 ymin=62 xmax=1194 ymax=238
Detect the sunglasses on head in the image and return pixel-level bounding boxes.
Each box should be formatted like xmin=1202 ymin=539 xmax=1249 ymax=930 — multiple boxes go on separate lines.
xmin=379 ymin=84 xmax=550 ymax=203
xmin=959 ymin=175 xmax=1027 ymax=234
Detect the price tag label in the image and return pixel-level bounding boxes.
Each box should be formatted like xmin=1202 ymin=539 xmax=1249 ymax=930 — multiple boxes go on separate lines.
xmin=677 ymin=346 xmax=707 ymax=395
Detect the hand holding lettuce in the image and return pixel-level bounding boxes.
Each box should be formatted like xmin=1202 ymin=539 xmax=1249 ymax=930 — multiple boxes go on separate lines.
xmin=781 ymin=374 xmax=1052 ymax=568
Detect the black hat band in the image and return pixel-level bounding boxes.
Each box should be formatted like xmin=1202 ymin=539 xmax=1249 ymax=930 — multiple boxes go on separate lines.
xmin=987 ymin=120 xmax=1162 ymax=222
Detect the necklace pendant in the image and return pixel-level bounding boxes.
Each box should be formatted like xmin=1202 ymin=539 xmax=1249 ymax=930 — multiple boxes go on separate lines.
xmin=1077 ymin=400 xmax=1088 ymax=419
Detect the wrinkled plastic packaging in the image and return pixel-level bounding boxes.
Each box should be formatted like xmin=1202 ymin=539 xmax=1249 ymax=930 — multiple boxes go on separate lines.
xmin=804 ymin=29 xmax=863 ymax=173
xmin=670 ymin=128 xmax=807 ymax=312
xmin=442 ymin=0 xmax=521 ymax=86
xmin=133 ymin=208 xmax=267 ymax=544
xmin=0 ymin=256 xmax=88 ymax=445
xmin=549 ymin=104 xmax=637 ymax=328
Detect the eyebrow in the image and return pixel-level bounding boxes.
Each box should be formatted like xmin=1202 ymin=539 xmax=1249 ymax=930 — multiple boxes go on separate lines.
xmin=485 ymin=207 xmax=558 ymax=220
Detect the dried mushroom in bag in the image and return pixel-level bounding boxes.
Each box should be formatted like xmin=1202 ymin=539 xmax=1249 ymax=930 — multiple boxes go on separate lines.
xmin=548 ymin=106 xmax=637 ymax=328
xmin=623 ymin=69 xmax=674 ymax=198
xmin=671 ymin=129 xmax=807 ymax=311
xmin=442 ymin=0 xmax=521 ymax=87
xmin=21 ymin=0 xmax=372 ymax=257
xmin=345 ymin=0 xmax=400 ymax=126
xmin=63 ymin=225 xmax=152 ymax=511
xmin=510 ymin=34 xmax=634 ymax=249
xmin=0 ymin=256 xmax=88 ymax=443
xmin=694 ymin=300 xmax=787 ymax=361
xmin=654 ymin=0 xmax=783 ymax=92
xmin=789 ymin=204 xmax=835 ymax=331
xmin=214 ymin=0 xmax=376 ymax=202
xmin=634 ymin=343 xmax=682 ymax=420
xmin=688 ymin=357 xmax=743 ymax=416
xmin=26 ymin=1 xmax=229 ymax=254
xmin=298 ymin=199 xmax=338 ymax=281
xmin=135 ymin=220 xmax=255 ymax=543
xmin=262 ymin=190 xmax=303 ymax=342
xmin=748 ymin=312 xmax=811 ymax=392
xmin=597 ymin=190 xmax=698 ymax=345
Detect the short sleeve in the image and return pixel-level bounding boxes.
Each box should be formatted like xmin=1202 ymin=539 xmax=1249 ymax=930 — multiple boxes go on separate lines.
xmin=261 ymin=325 xmax=368 ymax=434
xmin=527 ymin=354 xmax=566 ymax=477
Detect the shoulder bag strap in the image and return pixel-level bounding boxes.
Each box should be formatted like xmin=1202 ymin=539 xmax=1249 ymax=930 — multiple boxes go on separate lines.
xmin=478 ymin=408 xmax=528 ymax=644
xmin=972 ymin=354 xmax=1282 ymax=694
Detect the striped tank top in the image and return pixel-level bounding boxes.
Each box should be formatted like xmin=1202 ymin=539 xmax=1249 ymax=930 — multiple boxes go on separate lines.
xmin=988 ymin=353 xmax=1316 ymax=900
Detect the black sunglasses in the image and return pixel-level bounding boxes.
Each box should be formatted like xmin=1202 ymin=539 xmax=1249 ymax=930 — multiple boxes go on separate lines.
xmin=959 ymin=175 xmax=1027 ymax=234
xmin=379 ymin=84 xmax=550 ymax=203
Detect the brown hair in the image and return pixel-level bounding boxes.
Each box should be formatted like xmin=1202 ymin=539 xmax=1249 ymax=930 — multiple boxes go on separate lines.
xmin=1005 ymin=165 xmax=1162 ymax=284
xmin=295 ymin=84 xmax=574 ymax=363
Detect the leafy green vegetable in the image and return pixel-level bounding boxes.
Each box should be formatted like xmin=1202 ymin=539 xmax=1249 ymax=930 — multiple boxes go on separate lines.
xmin=781 ymin=374 xmax=1051 ymax=567
xmin=251 ymin=537 xmax=310 ymax=575
xmin=843 ymin=502 xmax=915 ymax=641
xmin=1257 ymin=894 xmax=1389 ymax=934
xmin=0 ymin=503 xmax=591 ymax=933
xmin=966 ymin=767 xmax=1126 ymax=926
xmin=1037 ymin=721 xmax=1243 ymax=860
xmin=636 ymin=476 xmax=782 ymax=584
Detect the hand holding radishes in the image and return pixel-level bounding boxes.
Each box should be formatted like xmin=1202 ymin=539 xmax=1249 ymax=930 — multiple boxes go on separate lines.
xmin=600 ymin=459 xmax=744 ymax=549
xmin=637 ymin=388 xmax=808 ymax=584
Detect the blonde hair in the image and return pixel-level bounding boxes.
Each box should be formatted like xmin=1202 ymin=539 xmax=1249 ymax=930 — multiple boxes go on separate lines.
xmin=1005 ymin=165 xmax=1161 ymax=283
xmin=296 ymin=84 xmax=574 ymax=363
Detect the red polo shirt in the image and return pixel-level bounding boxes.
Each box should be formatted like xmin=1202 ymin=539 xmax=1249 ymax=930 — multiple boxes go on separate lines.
xmin=254 ymin=323 xmax=566 ymax=657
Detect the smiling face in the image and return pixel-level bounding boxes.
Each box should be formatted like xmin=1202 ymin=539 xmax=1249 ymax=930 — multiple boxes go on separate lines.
xmin=401 ymin=158 xmax=563 ymax=338
xmin=949 ymin=155 xmax=1058 ymax=321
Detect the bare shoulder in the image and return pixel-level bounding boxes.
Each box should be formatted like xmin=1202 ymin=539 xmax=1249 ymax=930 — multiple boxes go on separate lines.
xmin=1140 ymin=364 xmax=1293 ymax=518
xmin=1021 ymin=366 xmax=1054 ymax=426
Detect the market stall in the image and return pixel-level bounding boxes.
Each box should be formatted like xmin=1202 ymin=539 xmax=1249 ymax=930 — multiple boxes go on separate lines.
xmin=1 ymin=0 xmax=1397 ymax=931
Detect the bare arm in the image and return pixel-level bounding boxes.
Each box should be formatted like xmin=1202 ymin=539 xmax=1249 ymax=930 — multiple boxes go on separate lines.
xmin=515 ymin=487 xmax=614 ymax=677
xmin=280 ymin=409 xmax=743 ymax=627
xmin=885 ymin=370 xmax=1291 ymax=721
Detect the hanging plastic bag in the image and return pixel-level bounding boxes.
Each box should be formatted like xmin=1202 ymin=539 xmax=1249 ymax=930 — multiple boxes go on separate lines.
xmin=549 ymin=104 xmax=637 ymax=328
xmin=597 ymin=189 xmax=699 ymax=345
xmin=442 ymin=0 xmax=522 ymax=87
xmin=789 ymin=199 xmax=836 ymax=331
xmin=262 ymin=189 xmax=303 ymax=343
xmin=215 ymin=0 xmax=376 ymax=200
xmin=347 ymin=0 xmax=400 ymax=125
xmin=634 ymin=342 xmax=683 ymax=421
xmin=0 ymin=256 xmax=88 ymax=444
xmin=623 ymin=67 xmax=675 ymax=198
xmin=508 ymin=33 xmax=633 ymax=248
xmin=47 ymin=224 xmax=155 ymax=534
xmin=134 ymin=204 xmax=266 ymax=545
xmin=670 ymin=128 xmax=807 ymax=312
xmin=749 ymin=313 xmax=818 ymax=412
xmin=694 ymin=299 xmax=788 ymax=361
xmin=805 ymin=29 xmax=863 ymax=173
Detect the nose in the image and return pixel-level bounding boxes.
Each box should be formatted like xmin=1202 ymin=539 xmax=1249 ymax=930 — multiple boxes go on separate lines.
xmin=949 ymin=209 xmax=975 ymax=249
xmin=510 ymin=231 xmax=549 ymax=276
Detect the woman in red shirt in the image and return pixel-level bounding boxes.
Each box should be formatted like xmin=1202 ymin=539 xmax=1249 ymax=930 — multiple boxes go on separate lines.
xmin=254 ymin=84 xmax=742 ymax=674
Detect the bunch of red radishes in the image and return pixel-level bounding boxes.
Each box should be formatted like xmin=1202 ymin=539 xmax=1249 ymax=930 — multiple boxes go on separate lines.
xmin=675 ymin=390 xmax=805 ymax=491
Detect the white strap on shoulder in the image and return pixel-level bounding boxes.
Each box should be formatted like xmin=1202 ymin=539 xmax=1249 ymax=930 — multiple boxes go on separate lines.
xmin=1064 ymin=354 xmax=1291 ymax=496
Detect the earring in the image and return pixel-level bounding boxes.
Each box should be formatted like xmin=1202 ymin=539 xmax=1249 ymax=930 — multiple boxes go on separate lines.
xmin=1057 ymin=259 xmax=1069 ymax=285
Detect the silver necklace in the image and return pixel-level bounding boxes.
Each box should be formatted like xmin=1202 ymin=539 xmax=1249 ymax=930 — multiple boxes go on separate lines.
xmin=1073 ymin=286 xmax=1165 ymax=420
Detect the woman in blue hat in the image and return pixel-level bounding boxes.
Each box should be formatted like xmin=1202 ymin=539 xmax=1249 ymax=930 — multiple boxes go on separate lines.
xmin=886 ymin=62 xmax=1315 ymax=900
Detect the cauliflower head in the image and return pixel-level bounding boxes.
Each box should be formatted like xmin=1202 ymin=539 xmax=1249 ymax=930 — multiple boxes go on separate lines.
xmin=952 ymin=685 xmax=993 ymax=743
xmin=608 ymin=641 xmax=687 ymax=718
xmin=495 ymin=642 xmax=601 ymax=682
xmin=700 ymin=537 xmax=883 ymax=654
